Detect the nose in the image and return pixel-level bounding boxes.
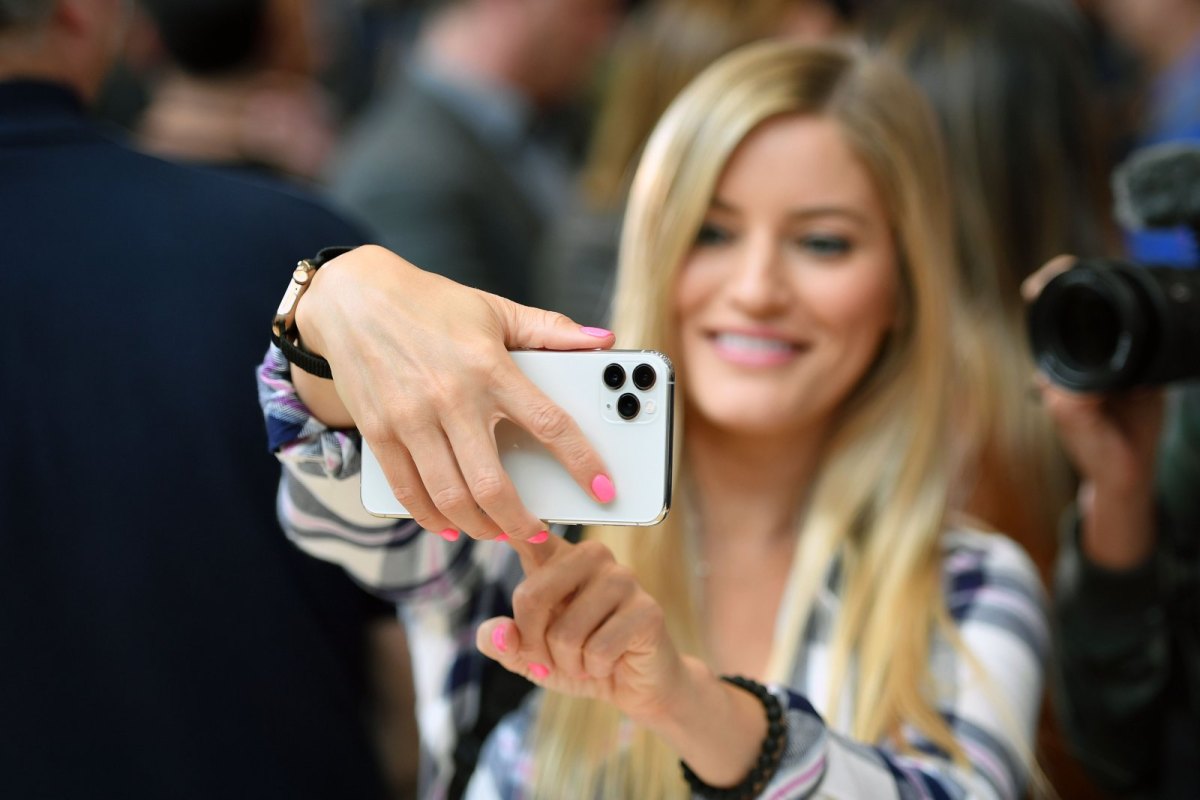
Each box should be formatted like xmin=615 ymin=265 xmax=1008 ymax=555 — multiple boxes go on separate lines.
xmin=728 ymin=234 xmax=791 ymax=315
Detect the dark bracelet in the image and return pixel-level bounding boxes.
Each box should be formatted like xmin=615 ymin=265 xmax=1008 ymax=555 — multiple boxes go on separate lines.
xmin=680 ymin=675 xmax=788 ymax=800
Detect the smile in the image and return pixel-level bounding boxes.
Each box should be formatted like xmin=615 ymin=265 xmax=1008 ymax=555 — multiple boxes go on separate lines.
xmin=710 ymin=332 xmax=804 ymax=366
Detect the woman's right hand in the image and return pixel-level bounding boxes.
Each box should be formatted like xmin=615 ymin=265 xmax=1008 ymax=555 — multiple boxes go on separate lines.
xmin=292 ymin=245 xmax=618 ymax=542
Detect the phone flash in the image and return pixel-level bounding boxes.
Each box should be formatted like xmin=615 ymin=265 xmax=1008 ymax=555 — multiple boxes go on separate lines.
xmin=644 ymin=400 xmax=657 ymax=414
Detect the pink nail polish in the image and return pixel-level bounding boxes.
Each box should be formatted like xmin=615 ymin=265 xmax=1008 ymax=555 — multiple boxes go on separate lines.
xmin=529 ymin=663 xmax=550 ymax=680
xmin=529 ymin=531 xmax=549 ymax=544
xmin=591 ymin=474 xmax=616 ymax=503
xmin=581 ymin=326 xmax=612 ymax=338
xmin=495 ymin=533 xmax=510 ymax=542
xmin=437 ymin=528 xmax=459 ymax=542
xmin=491 ymin=624 xmax=508 ymax=654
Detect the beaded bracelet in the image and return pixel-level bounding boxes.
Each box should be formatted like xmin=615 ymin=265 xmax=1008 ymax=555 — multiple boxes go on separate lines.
xmin=680 ymin=675 xmax=788 ymax=800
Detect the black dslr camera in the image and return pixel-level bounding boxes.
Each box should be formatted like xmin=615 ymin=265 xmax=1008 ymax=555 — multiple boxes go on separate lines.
xmin=1028 ymin=143 xmax=1200 ymax=392
xmin=1028 ymin=261 xmax=1200 ymax=391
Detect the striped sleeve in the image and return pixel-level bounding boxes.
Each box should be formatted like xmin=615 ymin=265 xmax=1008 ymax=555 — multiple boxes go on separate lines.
xmin=257 ymin=343 xmax=493 ymax=610
xmin=754 ymin=531 xmax=1046 ymax=799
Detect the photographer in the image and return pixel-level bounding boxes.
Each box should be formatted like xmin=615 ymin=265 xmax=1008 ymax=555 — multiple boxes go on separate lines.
xmin=1028 ymin=258 xmax=1200 ymax=798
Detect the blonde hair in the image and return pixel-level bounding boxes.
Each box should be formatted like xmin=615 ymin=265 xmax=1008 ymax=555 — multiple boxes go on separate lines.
xmin=531 ymin=41 xmax=980 ymax=798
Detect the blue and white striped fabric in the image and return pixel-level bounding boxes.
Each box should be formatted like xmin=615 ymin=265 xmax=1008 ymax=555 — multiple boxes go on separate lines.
xmin=259 ymin=345 xmax=1047 ymax=800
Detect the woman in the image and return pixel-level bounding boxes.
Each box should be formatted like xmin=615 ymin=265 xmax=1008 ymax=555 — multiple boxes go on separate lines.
xmin=262 ymin=41 xmax=1045 ymax=798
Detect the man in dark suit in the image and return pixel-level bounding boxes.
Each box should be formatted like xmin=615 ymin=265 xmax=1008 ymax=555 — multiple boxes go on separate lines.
xmin=0 ymin=2 xmax=403 ymax=797
xmin=329 ymin=0 xmax=622 ymax=306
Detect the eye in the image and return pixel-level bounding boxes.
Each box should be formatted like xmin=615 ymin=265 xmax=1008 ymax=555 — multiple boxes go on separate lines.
xmin=695 ymin=221 xmax=733 ymax=247
xmin=797 ymin=234 xmax=852 ymax=257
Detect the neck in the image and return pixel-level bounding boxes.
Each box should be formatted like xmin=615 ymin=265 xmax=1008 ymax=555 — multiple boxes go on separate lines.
xmin=685 ymin=415 xmax=824 ymax=550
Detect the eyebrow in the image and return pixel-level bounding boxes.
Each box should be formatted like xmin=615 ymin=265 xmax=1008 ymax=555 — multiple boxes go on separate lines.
xmin=709 ymin=197 xmax=869 ymax=225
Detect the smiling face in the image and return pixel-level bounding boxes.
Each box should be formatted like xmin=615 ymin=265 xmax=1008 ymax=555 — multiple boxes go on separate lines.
xmin=673 ymin=113 xmax=899 ymax=439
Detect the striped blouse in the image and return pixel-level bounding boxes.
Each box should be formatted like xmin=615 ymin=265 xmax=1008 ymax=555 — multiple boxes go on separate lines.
xmin=259 ymin=345 xmax=1047 ymax=799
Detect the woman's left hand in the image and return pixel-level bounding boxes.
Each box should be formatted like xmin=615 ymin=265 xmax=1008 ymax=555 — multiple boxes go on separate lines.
xmin=476 ymin=535 xmax=774 ymax=788
xmin=475 ymin=535 xmax=687 ymax=726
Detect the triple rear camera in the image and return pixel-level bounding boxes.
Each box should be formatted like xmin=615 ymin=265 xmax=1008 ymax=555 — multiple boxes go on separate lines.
xmin=605 ymin=361 xmax=657 ymax=420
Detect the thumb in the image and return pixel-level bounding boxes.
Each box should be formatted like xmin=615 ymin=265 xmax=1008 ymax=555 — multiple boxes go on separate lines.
xmin=487 ymin=295 xmax=615 ymax=352
xmin=476 ymin=617 xmax=552 ymax=683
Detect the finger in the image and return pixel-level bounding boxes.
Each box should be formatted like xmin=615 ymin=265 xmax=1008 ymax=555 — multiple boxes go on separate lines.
xmin=476 ymin=617 xmax=553 ymax=683
xmin=487 ymin=295 xmax=616 ymax=352
xmin=362 ymin=434 xmax=457 ymax=534
xmin=581 ymin=595 xmax=666 ymax=681
xmin=438 ymin=403 xmax=547 ymax=542
xmin=509 ymin=539 xmax=606 ymax=670
xmin=494 ymin=372 xmax=617 ymax=507
xmin=1021 ymin=254 xmax=1077 ymax=302
xmin=507 ymin=530 xmax=573 ymax=574
xmin=544 ymin=564 xmax=634 ymax=679
xmin=404 ymin=425 xmax=506 ymax=540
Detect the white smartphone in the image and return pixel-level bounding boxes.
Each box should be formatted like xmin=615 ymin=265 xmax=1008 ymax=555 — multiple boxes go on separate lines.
xmin=359 ymin=349 xmax=675 ymax=526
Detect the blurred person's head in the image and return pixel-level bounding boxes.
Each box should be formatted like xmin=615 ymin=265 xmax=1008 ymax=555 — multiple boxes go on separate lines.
xmin=0 ymin=0 xmax=129 ymax=102
xmin=865 ymin=0 xmax=1111 ymax=311
xmin=581 ymin=0 xmax=857 ymax=207
xmin=422 ymin=0 xmax=622 ymax=108
xmin=1095 ymin=0 xmax=1200 ymax=73
xmin=529 ymin=41 xmax=987 ymax=800
xmin=140 ymin=0 xmax=319 ymax=78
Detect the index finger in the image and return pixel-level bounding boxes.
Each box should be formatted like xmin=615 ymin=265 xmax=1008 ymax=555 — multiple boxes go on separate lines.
xmin=507 ymin=530 xmax=571 ymax=574
xmin=1021 ymin=254 xmax=1077 ymax=302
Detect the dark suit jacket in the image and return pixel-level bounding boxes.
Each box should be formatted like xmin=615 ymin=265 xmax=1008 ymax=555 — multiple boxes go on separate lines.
xmin=330 ymin=74 xmax=543 ymax=305
xmin=0 ymin=80 xmax=389 ymax=800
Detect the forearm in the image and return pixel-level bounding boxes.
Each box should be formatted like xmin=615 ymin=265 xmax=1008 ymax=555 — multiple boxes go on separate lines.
xmin=1053 ymin=508 xmax=1169 ymax=791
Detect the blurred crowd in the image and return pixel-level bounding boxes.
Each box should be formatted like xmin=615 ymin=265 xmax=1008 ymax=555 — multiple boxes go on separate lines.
xmin=3 ymin=0 xmax=1199 ymax=798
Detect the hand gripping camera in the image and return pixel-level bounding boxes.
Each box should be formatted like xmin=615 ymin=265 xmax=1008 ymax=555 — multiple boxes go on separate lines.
xmin=1029 ymin=143 xmax=1200 ymax=391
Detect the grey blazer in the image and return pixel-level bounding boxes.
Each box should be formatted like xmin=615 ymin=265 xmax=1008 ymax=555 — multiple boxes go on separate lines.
xmin=329 ymin=75 xmax=544 ymax=305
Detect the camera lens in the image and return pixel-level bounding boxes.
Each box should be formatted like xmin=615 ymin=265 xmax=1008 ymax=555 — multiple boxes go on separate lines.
xmin=1055 ymin=284 xmax=1121 ymax=370
xmin=603 ymin=363 xmax=625 ymax=389
xmin=616 ymin=392 xmax=640 ymax=420
xmin=632 ymin=363 xmax=656 ymax=390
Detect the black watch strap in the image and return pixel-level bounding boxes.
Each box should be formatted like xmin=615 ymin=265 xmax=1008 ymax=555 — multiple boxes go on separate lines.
xmin=271 ymin=246 xmax=355 ymax=379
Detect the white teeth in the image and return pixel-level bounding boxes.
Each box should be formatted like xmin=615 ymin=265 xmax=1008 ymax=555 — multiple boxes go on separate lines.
xmin=714 ymin=332 xmax=793 ymax=352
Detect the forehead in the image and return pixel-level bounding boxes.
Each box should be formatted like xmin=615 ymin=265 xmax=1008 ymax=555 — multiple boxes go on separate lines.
xmin=713 ymin=114 xmax=885 ymax=218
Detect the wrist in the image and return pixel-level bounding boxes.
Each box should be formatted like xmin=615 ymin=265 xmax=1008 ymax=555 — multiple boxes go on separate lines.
xmin=1079 ymin=480 xmax=1158 ymax=569
xmin=648 ymin=659 xmax=771 ymax=789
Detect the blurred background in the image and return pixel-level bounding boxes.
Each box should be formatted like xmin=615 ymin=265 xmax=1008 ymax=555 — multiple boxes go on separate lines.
xmin=82 ymin=1 xmax=1199 ymax=797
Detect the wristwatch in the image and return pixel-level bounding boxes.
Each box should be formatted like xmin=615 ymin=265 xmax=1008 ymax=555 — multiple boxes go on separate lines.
xmin=271 ymin=246 xmax=354 ymax=378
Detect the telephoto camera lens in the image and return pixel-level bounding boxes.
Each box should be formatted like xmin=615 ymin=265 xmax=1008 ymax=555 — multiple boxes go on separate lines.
xmin=632 ymin=363 xmax=657 ymax=390
xmin=603 ymin=363 xmax=626 ymax=389
xmin=1028 ymin=258 xmax=1200 ymax=391
xmin=617 ymin=392 xmax=641 ymax=420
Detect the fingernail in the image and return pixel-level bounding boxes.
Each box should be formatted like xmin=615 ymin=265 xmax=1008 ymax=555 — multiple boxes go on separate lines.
xmin=581 ymin=326 xmax=612 ymax=338
xmin=591 ymin=474 xmax=616 ymax=503
xmin=529 ymin=662 xmax=550 ymax=680
xmin=437 ymin=528 xmax=460 ymax=542
xmin=491 ymin=624 xmax=508 ymax=653
xmin=529 ymin=531 xmax=549 ymax=544
xmin=495 ymin=533 xmax=510 ymax=542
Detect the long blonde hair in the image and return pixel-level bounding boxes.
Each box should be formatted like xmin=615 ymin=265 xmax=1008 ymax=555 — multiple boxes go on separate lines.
xmin=531 ymin=41 xmax=973 ymax=798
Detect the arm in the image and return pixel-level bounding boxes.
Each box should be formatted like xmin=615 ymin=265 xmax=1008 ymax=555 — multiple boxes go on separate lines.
xmin=473 ymin=532 xmax=1045 ymax=799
